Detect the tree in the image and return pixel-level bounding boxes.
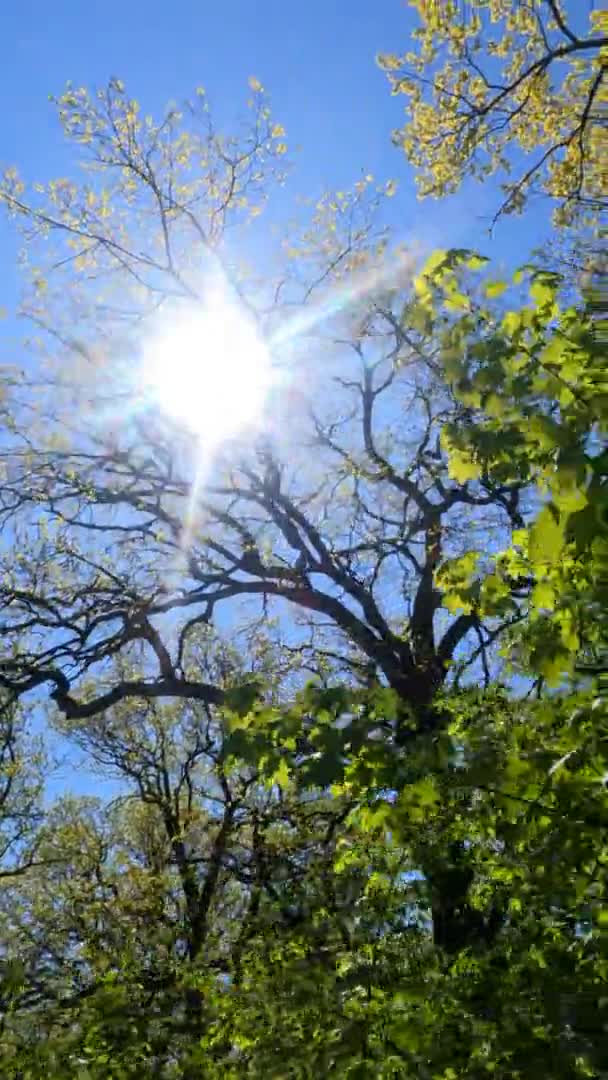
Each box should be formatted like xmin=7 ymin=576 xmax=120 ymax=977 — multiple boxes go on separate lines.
xmin=0 ymin=682 xmax=359 ymax=1076
xmin=0 ymin=700 xmax=45 ymax=880
xmin=411 ymin=247 xmax=608 ymax=686
xmin=379 ymin=1 xmax=608 ymax=229
xmin=0 ymin=81 xmax=534 ymax=733
xmin=4 ymin=685 xmax=604 ymax=1077
xmin=0 ymin=73 xmax=605 ymax=1078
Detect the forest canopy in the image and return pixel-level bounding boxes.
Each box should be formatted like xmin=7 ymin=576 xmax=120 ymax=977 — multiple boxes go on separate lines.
xmin=0 ymin=3 xmax=605 ymax=1077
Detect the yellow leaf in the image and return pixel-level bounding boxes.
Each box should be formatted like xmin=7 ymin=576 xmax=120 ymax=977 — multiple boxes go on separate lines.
xmin=248 ymin=76 xmax=263 ymax=92
xmin=485 ymin=280 xmax=508 ymax=298
xmin=422 ymin=249 xmax=448 ymax=277
xmin=272 ymin=759 xmax=291 ymax=790
xmin=447 ymin=447 xmax=480 ymax=483
xmin=532 ymin=582 xmax=555 ymax=610
xmin=484 ymin=393 xmax=505 ymax=417
xmin=529 ymin=506 xmax=564 ymax=566
xmin=444 ymin=593 xmax=473 ymax=615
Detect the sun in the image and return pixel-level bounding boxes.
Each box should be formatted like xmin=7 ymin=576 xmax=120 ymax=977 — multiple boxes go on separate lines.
xmin=142 ymin=281 xmax=275 ymax=449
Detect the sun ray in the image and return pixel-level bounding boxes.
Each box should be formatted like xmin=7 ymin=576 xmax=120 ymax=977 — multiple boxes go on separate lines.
xmin=141 ymin=277 xmax=276 ymax=450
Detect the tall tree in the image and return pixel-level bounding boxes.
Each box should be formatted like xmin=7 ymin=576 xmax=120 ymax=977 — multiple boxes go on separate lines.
xmin=0 ymin=82 xmax=531 ymax=734
xmin=0 ymin=679 xmax=361 ymax=1076
xmin=0 ymin=70 xmax=605 ymax=1079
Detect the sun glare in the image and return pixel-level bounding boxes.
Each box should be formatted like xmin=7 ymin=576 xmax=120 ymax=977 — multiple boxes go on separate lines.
xmin=140 ymin=250 xmax=415 ymax=453
xmin=142 ymin=283 xmax=275 ymax=449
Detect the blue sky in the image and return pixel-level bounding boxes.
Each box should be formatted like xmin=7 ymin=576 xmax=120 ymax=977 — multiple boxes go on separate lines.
xmin=0 ymin=0 xmax=558 ymax=799
xmin=0 ymin=0 xmax=554 ymax=285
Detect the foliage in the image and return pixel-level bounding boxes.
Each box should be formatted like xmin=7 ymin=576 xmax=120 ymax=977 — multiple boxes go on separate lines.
xmin=0 ymin=700 xmax=45 ymax=879
xmin=1 ymin=683 xmax=605 ymax=1078
xmin=412 ymin=247 xmax=608 ymax=687
xmin=0 ymin=82 xmax=539 ymax=732
xmin=380 ymin=1 xmax=608 ymax=228
xmin=0 ymin=33 xmax=605 ymax=1079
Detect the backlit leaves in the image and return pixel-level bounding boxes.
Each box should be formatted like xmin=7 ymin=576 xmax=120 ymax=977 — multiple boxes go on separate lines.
xmin=380 ymin=1 xmax=608 ymax=228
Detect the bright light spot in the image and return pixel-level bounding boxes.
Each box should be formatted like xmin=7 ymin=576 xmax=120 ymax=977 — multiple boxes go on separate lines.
xmin=142 ymin=281 xmax=275 ymax=449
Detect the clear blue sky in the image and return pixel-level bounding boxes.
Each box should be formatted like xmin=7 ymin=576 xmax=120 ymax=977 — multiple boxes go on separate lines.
xmin=0 ymin=0 xmax=553 ymax=281
xmin=0 ymin=0 xmax=555 ymax=799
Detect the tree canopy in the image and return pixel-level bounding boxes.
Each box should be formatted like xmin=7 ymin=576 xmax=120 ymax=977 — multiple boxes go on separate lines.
xmin=380 ymin=1 xmax=607 ymax=229
xmin=0 ymin=8 xmax=606 ymax=1078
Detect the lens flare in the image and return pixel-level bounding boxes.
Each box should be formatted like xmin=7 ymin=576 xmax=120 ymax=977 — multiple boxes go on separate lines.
xmin=140 ymin=249 xmax=416 ymax=454
xmin=142 ymin=281 xmax=275 ymax=449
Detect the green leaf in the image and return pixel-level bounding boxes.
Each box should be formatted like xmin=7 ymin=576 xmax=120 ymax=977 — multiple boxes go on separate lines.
xmin=529 ymin=505 xmax=565 ymax=565
xmin=532 ymin=582 xmax=555 ymax=610
xmin=485 ymin=280 xmax=508 ymax=298
xmin=447 ymin=447 xmax=481 ymax=482
xmin=465 ymin=253 xmax=489 ymax=271
xmin=270 ymin=758 xmax=291 ymax=790
xmin=224 ymin=681 xmax=261 ymax=716
xmin=530 ymin=278 xmax=557 ymax=309
xmin=421 ymin=249 xmax=448 ymax=276
xmin=501 ymin=309 xmax=524 ymax=337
